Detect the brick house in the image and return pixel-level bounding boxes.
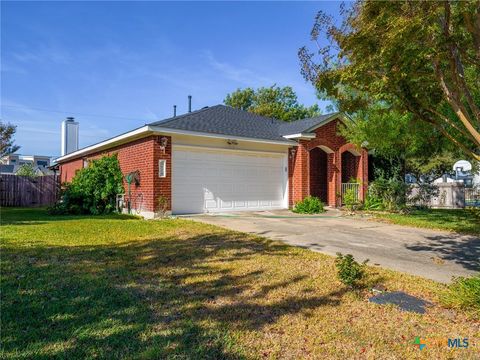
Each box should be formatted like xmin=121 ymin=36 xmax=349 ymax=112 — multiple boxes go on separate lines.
xmin=56 ymin=105 xmax=368 ymax=217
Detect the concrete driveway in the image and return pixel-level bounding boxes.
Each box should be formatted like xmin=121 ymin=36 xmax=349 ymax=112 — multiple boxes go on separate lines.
xmin=185 ymin=210 xmax=479 ymax=283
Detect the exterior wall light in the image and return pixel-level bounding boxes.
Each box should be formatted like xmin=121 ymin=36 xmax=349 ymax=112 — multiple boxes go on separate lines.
xmin=159 ymin=136 xmax=168 ymax=154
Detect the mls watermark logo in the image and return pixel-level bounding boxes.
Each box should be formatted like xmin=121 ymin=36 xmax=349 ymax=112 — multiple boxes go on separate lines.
xmin=447 ymin=338 xmax=469 ymax=349
xmin=413 ymin=337 xmax=426 ymax=350
xmin=413 ymin=336 xmax=469 ymax=350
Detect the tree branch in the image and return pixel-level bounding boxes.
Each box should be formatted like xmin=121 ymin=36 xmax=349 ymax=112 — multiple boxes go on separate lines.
xmin=432 ymin=57 xmax=480 ymax=146
xmin=401 ymin=95 xmax=480 ymax=160
xmin=441 ymin=1 xmax=480 ymax=128
xmin=426 ymin=107 xmax=478 ymax=144
xmin=463 ymin=2 xmax=480 ymax=61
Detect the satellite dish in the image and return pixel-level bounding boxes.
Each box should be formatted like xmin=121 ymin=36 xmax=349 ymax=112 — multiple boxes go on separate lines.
xmin=453 ymin=160 xmax=472 ymax=172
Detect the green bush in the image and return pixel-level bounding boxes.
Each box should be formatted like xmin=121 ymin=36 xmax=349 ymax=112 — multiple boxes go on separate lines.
xmin=48 ymin=155 xmax=124 ymax=215
xmin=368 ymin=173 xmax=409 ymax=211
xmin=362 ymin=192 xmax=384 ymax=210
xmin=335 ymin=253 xmax=368 ymax=287
xmin=343 ymin=187 xmax=359 ymax=212
xmin=293 ymin=196 xmax=325 ymax=214
xmin=441 ymin=275 xmax=480 ymax=313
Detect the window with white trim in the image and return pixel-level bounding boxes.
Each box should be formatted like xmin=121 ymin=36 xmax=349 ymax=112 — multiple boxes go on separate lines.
xmin=158 ymin=159 xmax=167 ymax=178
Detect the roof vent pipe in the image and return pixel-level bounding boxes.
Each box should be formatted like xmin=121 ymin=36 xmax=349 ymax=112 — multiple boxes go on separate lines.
xmin=188 ymin=95 xmax=192 ymax=113
xmin=173 ymin=105 xmax=177 ymax=117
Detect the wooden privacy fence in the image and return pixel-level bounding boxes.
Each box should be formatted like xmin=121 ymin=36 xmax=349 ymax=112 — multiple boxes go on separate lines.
xmin=0 ymin=174 xmax=59 ymax=207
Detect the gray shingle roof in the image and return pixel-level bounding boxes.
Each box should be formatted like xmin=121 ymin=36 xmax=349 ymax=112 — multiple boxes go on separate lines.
xmin=0 ymin=165 xmax=15 ymax=174
xmin=148 ymin=105 xmax=339 ymax=141
xmin=278 ymin=113 xmax=340 ymax=135
xmin=149 ymin=105 xmax=286 ymax=141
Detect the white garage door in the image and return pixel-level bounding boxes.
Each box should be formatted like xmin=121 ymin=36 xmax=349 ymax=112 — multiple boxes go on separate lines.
xmin=172 ymin=146 xmax=288 ymax=214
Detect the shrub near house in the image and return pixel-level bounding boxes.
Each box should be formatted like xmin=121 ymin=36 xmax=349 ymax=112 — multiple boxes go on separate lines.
xmin=49 ymin=155 xmax=123 ymax=215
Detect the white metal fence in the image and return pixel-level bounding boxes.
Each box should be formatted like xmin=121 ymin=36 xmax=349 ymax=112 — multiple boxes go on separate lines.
xmin=341 ymin=183 xmax=360 ymax=204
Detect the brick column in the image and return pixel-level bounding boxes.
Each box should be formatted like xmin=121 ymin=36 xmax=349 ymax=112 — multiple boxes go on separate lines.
xmin=153 ymin=135 xmax=172 ymax=212
xmin=334 ymin=150 xmax=342 ymax=207
xmin=289 ymin=142 xmax=310 ymax=206
xmin=357 ymin=149 xmax=369 ymax=201
xmin=326 ymin=153 xmax=336 ymax=206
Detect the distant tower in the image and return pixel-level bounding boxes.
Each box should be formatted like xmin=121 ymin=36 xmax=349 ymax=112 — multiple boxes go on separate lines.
xmin=61 ymin=117 xmax=79 ymax=156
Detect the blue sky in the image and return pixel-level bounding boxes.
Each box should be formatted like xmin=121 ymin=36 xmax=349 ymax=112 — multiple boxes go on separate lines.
xmin=1 ymin=1 xmax=342 ymax=156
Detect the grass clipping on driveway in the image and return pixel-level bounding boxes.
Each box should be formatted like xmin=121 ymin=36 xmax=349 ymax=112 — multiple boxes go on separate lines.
xmin=1 ymin=208 xmax=479 ymax=359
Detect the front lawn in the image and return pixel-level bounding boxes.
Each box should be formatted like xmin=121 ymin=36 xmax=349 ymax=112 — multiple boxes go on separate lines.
xmin=370 ymin=208 xmax=480 ymax=235
xmin=1 ymin=208 xmax=478 ymax=359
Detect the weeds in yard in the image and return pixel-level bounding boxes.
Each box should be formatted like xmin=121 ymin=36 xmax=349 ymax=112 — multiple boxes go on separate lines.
xmin=441 ymin=274 xmax=480 ymax=316
xmin=335 ymin=253 xmax=369 ymax=288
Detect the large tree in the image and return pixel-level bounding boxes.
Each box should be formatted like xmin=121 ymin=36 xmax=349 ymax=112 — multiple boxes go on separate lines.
xmin=340 ymin=105 xmax=464 ymax=179
xmin=224 ymin=85 xmax=321 ymax=121
xmin=299 ymin=1 xmax=480 ymax=160
xmin=0 ymin=122 xmax=20 ymax=158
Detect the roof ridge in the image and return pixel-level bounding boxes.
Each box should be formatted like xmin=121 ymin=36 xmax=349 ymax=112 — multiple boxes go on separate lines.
xmin=148 ymin=104 xmax=222 ymax=126
xmin=222 ymin=105 xmax=284 ymax=125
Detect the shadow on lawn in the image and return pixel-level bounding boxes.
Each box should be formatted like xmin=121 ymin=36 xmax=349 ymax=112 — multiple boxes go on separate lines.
xmin=405 ymin=234 xmax=480 ymax=272
xmin=1 ymin=226 xmax=348 ymax=359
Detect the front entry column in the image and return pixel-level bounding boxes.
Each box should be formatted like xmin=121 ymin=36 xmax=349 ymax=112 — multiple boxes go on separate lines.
xmin=289 ymin=142 xmax=310 ymax=206
xmin=327 ymin=151 xmax=340 ymax=207
xmin=357 ymin=149 xmax=369 ymax=201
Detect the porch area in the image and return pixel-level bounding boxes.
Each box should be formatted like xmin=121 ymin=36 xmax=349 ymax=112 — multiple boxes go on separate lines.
xmin=289 ymin=141 xmax=368 ymax=207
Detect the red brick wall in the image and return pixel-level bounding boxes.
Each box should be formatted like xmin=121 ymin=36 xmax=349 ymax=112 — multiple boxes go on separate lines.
xmin=289 ymin=119 xmax=368 ymax=207
xmin=289 ymin=143 xmax=309 ymax=206
xmin=59 ymin=158 xmax=83 ymax=183
xmin=58 ymin=135 xmax=172 ymax=212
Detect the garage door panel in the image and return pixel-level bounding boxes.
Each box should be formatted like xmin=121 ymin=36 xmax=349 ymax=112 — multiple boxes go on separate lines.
xmin=172 ymin=147 xmax=287 ymax=214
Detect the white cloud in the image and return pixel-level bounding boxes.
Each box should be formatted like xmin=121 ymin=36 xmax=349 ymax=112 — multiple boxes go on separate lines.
xmin=202 ymin=50 xmax=273 ymax=86
xmin=11 ymin=44 xmax=72 ymax=65
xmin=1 ymin=99 xmax=113 ymax=156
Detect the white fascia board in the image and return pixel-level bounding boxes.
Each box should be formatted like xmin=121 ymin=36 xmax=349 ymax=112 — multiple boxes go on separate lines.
xmin=150 ymin=126 xmax=296 ymax=146
xmin=282 ymin=133 xmax=316 ymax=140
xmin=56 ymin=125 xmax=151 ymax=163
xmin=56 ymin=125 xmax=295 ymax=163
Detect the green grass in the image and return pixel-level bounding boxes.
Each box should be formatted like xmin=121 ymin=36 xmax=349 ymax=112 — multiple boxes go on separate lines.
xmin=1 ymin=208 xmax=479 ymax=359
xmin=442 ymin=275 xmax=480 ymax=314
xmin=371 ymin=208 xmax=480 ymax=235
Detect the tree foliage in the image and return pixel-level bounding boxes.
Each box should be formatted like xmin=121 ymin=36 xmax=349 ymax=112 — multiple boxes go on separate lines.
xmin=49 ymin=155 xmax=124 ymax=215
xmin=339 ymin=105 xmax=464 ymax=179
xmin=299 ymin=1 xmax=480 ymax=160
xmin=224 ymin=85 xmax=321 ymax=121
xmin=0 ymin=122 xmax=20 ymax=158
xmin=16 ymin=163 xmax=37 ymax=178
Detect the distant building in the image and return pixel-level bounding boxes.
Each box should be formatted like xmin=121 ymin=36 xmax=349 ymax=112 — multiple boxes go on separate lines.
xmin=0 ymin=154 xmax=54 ymax=175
